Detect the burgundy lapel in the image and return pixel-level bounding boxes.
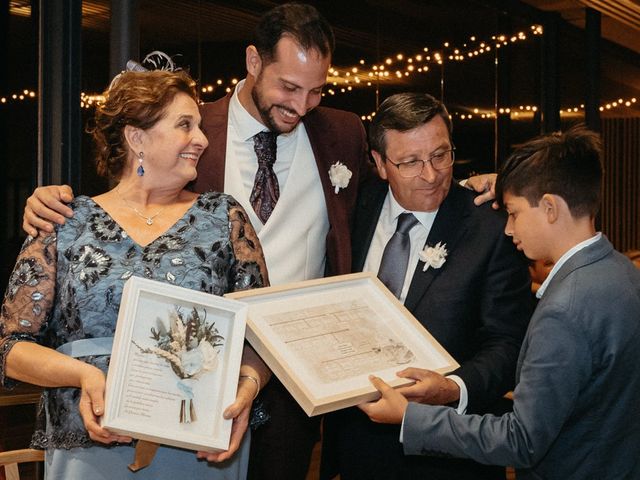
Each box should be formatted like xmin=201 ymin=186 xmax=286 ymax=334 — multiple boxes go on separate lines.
xmin=404 ymin=184 xmax=470 ymax=311
xmin=193 ymin=93 xmax=232 ymax=193
xmin=303 ymin=109 xmax=340 ymax=213
xmin=303 ymin=109 xmax=353 ymax=275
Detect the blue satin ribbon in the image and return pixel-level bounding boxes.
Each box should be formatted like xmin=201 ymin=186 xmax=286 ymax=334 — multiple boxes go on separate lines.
xmin=56 ymin=337 xmax=114 ymax=358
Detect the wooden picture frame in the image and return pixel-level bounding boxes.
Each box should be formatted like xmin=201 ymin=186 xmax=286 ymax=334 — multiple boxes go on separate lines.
xmin=103 ymin=276 xmax=247 ymax=452
xmin=226 ymin=272 xmax=459 ymax=416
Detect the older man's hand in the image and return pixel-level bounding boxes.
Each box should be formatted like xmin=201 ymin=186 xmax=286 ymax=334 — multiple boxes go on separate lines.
xmin=465 ymin=173 xmax=498 ymax=209
xmin=395 ymin=368 xmax=460 ymax=405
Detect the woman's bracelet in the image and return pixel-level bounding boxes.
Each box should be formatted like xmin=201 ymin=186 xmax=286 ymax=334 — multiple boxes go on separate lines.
xmin=239 ymin=374 xmax=260 ymax=400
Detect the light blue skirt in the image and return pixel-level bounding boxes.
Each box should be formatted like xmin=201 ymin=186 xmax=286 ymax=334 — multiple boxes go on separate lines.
xmin=44 ymin=432 xmax=250 ymax=480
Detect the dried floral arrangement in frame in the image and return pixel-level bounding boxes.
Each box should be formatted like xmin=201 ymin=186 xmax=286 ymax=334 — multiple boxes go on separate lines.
xmin=103 ymin=276 xmax=247 ymax=452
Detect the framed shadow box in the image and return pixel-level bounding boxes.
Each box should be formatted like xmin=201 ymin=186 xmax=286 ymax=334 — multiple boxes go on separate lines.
xmin=226 ymin=272 xmax=459 ymax=416
xmin=103 ymin=276 xmax=247 ymax=452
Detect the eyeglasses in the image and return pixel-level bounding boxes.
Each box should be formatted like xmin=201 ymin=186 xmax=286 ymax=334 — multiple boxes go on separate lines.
xmin=385 ymin=147 xmax=456 ymax=178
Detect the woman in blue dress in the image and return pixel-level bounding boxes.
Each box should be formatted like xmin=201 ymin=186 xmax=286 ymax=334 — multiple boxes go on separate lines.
xmin=0 ymin=66 xmax=270 ymax=479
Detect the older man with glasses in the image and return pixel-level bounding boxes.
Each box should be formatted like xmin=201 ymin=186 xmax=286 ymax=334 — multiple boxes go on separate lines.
xmin=321 ymin=92 xmax=534 ymax=480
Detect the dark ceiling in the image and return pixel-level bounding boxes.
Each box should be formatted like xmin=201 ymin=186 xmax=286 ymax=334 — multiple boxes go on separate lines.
xmin=7 ymin=0 xmax=640 ymax=120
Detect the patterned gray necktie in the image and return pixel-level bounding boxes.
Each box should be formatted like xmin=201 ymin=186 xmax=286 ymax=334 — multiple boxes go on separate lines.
xmin=377 ymin=213 xmax=419 ymax=298
xmin=250 ymin=131 xmax=279 ymax=223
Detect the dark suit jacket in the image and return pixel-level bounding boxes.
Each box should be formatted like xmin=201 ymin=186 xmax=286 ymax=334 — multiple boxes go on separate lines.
xmin=353 ymin=177 xmax=532 ymax=410
xmin=322 ymin=176 xmax=533 ymax=480
xmin=403 ymin=235 xmax=640 ymax=480
xmin=193 ymin=93 xmax=373 ymax=277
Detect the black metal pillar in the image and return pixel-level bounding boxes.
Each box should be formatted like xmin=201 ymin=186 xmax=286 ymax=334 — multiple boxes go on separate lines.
xmin=38 ymin=0 xmax=82 ymax=189
xmin=0 ymin=0 xmax=9 ymax=296
xmin=585 ymin=8 xmax=601 ymax=132
xmin=110 ymin=0 xmax=140 ymax=79
xmin=494 ymin=12 xmax=511 ymax=171
xmin=540 ymin=12 xmax=560 ymax=133
xmin=0 ymin=1 xmax=8 ymax=186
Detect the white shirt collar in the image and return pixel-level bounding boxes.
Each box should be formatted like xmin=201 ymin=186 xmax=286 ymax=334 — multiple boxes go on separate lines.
xmin=386 ymin=188 xmax=439 ymax=231
xmin=536 ymin=232 xmax=602 ymax=298
xmin=229 ymin=79 xmax=267 ymax=142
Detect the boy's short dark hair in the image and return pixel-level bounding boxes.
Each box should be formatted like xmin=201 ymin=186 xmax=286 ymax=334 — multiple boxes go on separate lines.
xmin=254 ymin=3 xmax=335 ymax=65
xmin=369 ymin=92 xmax=452 ymax=156
xmin=496 ymin=124 xmax=603 ymax=219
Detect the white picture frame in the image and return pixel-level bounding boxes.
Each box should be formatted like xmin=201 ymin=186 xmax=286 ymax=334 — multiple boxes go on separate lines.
xmin=226 ymin=272 xmax=459 ymax=416
xmin=103 ymin=276 xmax=247 ymax=453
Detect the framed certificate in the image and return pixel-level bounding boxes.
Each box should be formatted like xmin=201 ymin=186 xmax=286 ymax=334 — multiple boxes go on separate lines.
xmin=103 ymin=276 xmax=247 ymax=452
xmin=226 ymin=272 xmax=459 ymax=416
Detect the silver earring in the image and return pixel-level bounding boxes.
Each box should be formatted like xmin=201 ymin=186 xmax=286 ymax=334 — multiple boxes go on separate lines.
xmin=137 ymin=151 xmax=145 ymax=176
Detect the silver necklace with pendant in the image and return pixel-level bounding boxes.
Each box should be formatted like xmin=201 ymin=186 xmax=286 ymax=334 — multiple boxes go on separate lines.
xmin=116 ymin=188 xmax=168 ymax=226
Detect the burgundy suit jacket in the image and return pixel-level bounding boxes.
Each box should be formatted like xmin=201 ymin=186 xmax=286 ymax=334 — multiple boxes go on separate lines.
xmin=193 ymin=93 xmax=372 ymax=277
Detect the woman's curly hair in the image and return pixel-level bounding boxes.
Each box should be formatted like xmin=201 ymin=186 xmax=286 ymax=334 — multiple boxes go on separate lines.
xmin=90 ymin=70 xmax=198 ymax=179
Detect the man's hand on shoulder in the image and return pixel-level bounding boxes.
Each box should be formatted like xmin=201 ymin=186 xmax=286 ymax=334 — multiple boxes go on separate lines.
xmin=464 ymin=173 xmax=498 ymax=209
xmin=23 ymin=185 xmax=75 ymax=237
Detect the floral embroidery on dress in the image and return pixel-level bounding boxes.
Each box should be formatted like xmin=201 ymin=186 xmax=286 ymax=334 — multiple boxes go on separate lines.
xmin=142 ymin=237 xmax=188 ymax=267
xmin=0 ymin=192 xmax=268 ymax=449
xmin=196 ymin=193 xmax=225 ymax=213
xmin=5 ymin=258 xmax=49 ymax=301
xmin=88 ymin=213 xmax=126 ymax=242
xmin=65 ymin=245 xmax=113 ymax=290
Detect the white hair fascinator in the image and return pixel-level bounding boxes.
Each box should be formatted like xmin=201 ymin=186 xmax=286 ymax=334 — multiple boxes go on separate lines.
xmin=108 ymin=51 xmax=181 ymax=90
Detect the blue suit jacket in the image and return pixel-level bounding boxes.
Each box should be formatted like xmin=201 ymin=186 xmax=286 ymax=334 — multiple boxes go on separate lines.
xmin=403 ymin=235 xmax=640 ymax=479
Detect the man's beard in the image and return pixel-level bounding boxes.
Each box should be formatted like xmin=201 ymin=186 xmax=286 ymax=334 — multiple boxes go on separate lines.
xmin=251 ymin=82 xmax=300 ymax=135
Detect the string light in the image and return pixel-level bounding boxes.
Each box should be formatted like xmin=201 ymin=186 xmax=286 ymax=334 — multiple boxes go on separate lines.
xmin=360 ymin=111 xmax=376 ymax=122
xmin=80 ymin=92 xmax=106 ymax=109
xmin=598 ymin=97 xmax=637 ymax=112
xmin=1 ymin=89 xmax=37 ymax=105
xmin=2 ymin=87 xmax=638 ymax=123
xmin=3 ymin=90 xmax=637 ymax=121
xmin=0 ymin=84 xmax=638 ymax=121
xmin=447 ymin=97 xmax=638 ymax=121
xmin=325 ymin=24 xmax=544 ymax=94
xmin=199 ymin=77 xmax=239 ymax=96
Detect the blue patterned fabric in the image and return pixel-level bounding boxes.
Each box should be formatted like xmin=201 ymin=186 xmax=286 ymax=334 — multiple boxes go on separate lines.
xmin=0 ymin=192 xmax=267 ymax=478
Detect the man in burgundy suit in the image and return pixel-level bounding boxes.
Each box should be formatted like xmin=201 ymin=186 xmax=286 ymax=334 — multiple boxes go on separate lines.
xmin=191 ymin=4 xmax=371 ymax=479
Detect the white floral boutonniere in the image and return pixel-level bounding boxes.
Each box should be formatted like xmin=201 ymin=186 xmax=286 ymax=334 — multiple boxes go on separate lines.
xmin=419 ymin=242 xmax=448 ymax=271
xmin=328 ymin=161 xmax=352 ymax=193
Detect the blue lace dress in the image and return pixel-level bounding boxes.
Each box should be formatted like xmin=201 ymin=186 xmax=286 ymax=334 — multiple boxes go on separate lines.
xmin=0 ymin=192 xmax=269 ymax=480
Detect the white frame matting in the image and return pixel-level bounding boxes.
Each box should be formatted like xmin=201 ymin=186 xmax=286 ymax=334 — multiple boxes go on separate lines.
xmin=103 ymin=276 xmax=247 ymax=452
xmin=227 ymin=272 xmax=459 ymax=416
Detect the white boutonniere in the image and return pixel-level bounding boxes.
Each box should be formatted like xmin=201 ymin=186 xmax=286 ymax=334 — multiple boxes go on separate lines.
xmin=328 ymin=161 xmax=352 ymax=193
xmin=419 ymin=242 xmax=448 ymax=271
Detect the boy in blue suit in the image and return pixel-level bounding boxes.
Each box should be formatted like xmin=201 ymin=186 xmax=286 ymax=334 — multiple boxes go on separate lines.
xmin=359 ymin=124 xmax=640 ymax=479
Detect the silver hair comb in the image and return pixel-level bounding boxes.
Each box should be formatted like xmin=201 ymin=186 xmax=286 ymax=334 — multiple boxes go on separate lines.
xmin=108 ymin=51 xmax=180 ymax=90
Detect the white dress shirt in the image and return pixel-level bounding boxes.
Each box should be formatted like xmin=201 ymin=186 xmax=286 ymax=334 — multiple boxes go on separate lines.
xmin=225 ymin=79 xmax=298 ymax=231
xmin=364 ymin=189 xmax=469 ymax=418
xmin=363 ymin=189 xmax=437 ymax=303
xmin=224 ymin=80 xmax=329 ymax=285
